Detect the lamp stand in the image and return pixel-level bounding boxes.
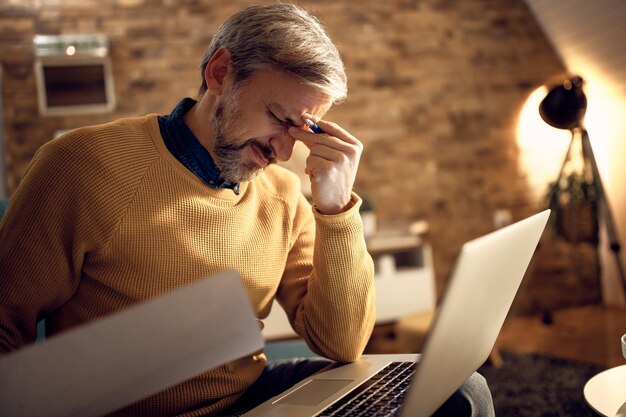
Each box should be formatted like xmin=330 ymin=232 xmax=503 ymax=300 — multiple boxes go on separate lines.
xmin=549 ymin=127 xmax=626 ymax=301
xmin=579 ymin=128 xmax=626 ymax=299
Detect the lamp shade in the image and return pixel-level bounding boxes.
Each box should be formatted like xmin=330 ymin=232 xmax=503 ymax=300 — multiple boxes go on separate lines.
xmin=539 ymin=76 xmax=587 ymax=130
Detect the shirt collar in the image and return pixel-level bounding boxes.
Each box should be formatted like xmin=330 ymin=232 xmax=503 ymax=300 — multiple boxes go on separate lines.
xmin=158 ymin=97 xmax=240 ymax=194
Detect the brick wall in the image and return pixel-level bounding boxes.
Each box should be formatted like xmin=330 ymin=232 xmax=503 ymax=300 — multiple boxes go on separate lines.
xmin=0 ymin=0 xmax=601 ymax=313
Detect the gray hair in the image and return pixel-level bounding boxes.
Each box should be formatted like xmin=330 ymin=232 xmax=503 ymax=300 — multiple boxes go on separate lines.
xmin=199 ymin=3 xmax=347 ymax=103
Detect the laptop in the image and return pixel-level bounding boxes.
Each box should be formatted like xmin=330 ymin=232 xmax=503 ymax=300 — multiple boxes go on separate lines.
xmin=244 ymin=209 xmax=550 ymax=417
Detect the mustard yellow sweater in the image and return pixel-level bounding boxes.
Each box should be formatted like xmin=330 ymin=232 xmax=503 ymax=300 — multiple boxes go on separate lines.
xmin=0 ymin=115 xmax=376 ymax=416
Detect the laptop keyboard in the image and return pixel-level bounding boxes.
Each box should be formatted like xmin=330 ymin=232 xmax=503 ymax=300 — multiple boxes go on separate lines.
xmin=317 ymin=361 xmax=416 ymax=417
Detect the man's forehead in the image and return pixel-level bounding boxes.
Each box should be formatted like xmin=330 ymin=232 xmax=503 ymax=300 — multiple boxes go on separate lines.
xmin=267 ymin=100 xmax=330 ymax=125
xmin=251 ymin=70 xmax=332 ymax=116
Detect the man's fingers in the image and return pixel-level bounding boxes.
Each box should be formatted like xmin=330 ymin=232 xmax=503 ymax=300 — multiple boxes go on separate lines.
xmin=311 ymin=119 xmax=360 ymax=145
xmin=288 ymin=126 xmax=358 ymax=153
xmin=291 ymin=117 xmax=362 ymax=215
xmin=307 ymin=145 xmax=345 ymax=163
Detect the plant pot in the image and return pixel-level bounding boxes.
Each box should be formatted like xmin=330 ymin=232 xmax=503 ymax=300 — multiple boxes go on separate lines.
xmin=555 ymin=200 xmax=598 ymax=244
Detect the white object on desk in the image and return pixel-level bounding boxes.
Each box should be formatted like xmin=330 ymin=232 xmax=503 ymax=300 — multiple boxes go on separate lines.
xmin=376 ymin=254 xmax=396 ymax=278
xmin=584 ymin=365 xmax=626 ymax=416
xmin=373 ymin=245 xmax=436 ymax=323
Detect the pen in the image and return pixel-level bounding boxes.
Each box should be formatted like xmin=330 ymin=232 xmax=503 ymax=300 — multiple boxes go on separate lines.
xmin=305 ymin=118 xmax=324 ymax=134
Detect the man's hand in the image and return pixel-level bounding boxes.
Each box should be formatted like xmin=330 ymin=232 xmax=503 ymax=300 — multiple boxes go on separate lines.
xmin=288 ymin=118 xmax=363 ymax=215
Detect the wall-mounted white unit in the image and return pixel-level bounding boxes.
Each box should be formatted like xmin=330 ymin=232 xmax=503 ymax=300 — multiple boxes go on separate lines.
xmin=34 ymin=34 xmax=116 ymax=116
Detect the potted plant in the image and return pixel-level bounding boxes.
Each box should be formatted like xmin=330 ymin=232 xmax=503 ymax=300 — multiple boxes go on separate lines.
xmin=546 ymin=172 xmax=598 ymax=244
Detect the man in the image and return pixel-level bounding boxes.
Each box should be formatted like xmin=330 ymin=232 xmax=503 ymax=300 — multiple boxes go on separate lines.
xmin=0 ymin=4 xmax=494 ymax=416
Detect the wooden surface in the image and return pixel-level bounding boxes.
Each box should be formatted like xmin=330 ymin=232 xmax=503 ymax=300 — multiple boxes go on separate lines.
xmin=497 ymin=305 xmax=626 ymax=368
xmin=367 ymin=305 xmax=626 ymax=369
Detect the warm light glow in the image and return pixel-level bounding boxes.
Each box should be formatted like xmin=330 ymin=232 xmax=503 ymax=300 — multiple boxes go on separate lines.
xmin=516 ymin=75 xmax=623 ymax=203
xmin=578 ymin=76 xmax=617 ymax=183
xmin=65 ymin=45 xmax=76 ymax=56
xmin=516 ymin=86 xmax=571 ymax=199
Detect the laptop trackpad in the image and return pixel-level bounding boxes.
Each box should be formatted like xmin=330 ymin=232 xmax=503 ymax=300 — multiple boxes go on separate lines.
xmin=275 ymin=379 xmax=353 ymax=406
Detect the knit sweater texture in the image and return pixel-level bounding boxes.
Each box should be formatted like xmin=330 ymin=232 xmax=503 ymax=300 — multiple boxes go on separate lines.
xmin=0 ymin=114 xmax=376 ymax=416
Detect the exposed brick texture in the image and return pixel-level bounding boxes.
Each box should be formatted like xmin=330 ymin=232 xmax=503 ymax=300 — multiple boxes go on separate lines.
xmin=0 ymin=0 xmax=601 ymax=314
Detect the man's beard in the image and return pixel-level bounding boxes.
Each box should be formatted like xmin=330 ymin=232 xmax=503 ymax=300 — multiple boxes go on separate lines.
xmin=211 ymin=87 xmax=276 ymax=183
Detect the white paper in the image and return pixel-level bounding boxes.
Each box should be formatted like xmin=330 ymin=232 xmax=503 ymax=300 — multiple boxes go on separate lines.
xmin=0 ymin=269 xmax=264 ymax=417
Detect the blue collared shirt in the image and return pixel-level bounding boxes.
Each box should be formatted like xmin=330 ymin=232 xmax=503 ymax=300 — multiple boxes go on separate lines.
xmin=158 ymin=98 xmax=240 ymax=194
